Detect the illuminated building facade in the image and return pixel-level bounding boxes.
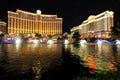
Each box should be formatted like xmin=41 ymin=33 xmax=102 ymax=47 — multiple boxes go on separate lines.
xmin=0 ymin=20 xmax=7 ymax=34
xmin=71 ymin=10 xmax=114 ymax=38
xmin=8 ymin=9 xmax=62 ymax=35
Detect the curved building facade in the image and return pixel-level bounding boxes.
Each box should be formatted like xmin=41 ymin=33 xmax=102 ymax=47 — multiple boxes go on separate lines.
xmin=0 ymin=20 xmax=6 ymax=34
xmin=71 ymin=10 xmax=114 ymax=38
xmin=8 ymin=9 xmax=62 ymax=35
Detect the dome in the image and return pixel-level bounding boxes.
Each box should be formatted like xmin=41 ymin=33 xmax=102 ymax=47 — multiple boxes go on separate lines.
xmin=37 ymin=10 xmax=41 ymax=14
xmin=88 ymin=15 xmax=95 ymax=21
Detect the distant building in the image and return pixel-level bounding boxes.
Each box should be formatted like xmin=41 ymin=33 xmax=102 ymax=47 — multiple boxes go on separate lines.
xmin=8 ymin=9 xmax=62 ymax=35
xmin=71 ymin=10 xmax=114 ymax=38
xmin=0 ymin=20 xmax=7 ymax=34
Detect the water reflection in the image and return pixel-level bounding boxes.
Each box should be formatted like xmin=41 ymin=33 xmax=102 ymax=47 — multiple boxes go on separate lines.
xmin=0 ymin=44 xmax=8 ymax=64
xmin=0 ymin=44 xmax=62 ymax=80
xmin=0 ymin=43 xmax=120 ymax=79
xmin=32 ymin=59 xmax=41 ymax=80
xmin=70 ymin=43 xmax=119 ymax=72
xmin=86 ymin=55 xmax=97 ymax=74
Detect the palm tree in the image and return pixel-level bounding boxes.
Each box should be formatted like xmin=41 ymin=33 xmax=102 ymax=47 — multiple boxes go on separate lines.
xmin=110 ymin=23 xmax=120 ymax=39
xmin=62 ymin=32 xmax=68 ymax=40
xmin=72 ymin=32 xmax=80 ymax=41
xmin=0 ymin=33 xmax=4 ymax=40
xmin=35 ymin=33 xmax=42 ymax=39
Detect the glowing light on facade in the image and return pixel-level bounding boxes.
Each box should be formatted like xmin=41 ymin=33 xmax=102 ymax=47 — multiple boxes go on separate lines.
xmin=109 ymin=11 xmax=113 ymax=15
xmin=37 ymin=10 xmax=41 ymax=14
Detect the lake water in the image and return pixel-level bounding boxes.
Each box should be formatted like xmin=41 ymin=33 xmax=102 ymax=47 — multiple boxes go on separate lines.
xmin=0 ymin=43 xmax=120 ymax=80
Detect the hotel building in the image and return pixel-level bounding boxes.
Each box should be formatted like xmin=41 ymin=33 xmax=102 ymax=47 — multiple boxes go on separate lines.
xmin=71 ymin=10 xmax=114 ymax=38
xmin=8 ymin=9 xmax=62 ymax=35
xmin=0 ymin=20 xmax=7 ymax=34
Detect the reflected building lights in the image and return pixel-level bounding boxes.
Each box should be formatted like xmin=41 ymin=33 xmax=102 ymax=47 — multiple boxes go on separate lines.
xmin=32 ymin=59 xmax=41 ymax=80
xmin=80 ymin=40 xmax=87 ymax=48
xmin=64 ymin=39 xmax=69 ymax=44
xmin=47 ymin=39 xmax=54 ymax=44
xmin=96 ymin=40 xmax=111 ymax=44
xmin=86 ymin=55 xmax=97 ymax=74
xmin=15 ymin=43 xmax=21 ymax=52
xmin=108 ymin=62 xmax=117 ymax=71
xmin=80 ymin=40 xmax=87 ymax=44
xmin=116 ymin=40 xmax=120 ymax=44
xmin=15 ymin=39 xmax=22 ymax=44
xmin=96 ymin=40 xmax=102 ymax=44
xmin=33 ymin=40 xmax=40 ymax=44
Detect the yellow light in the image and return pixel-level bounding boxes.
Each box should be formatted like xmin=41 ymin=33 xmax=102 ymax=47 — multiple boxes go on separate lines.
xmin=47 ymin=40 xmax=54 ymax=44
xmin=109 ymin=11 xmax=113 ymax=15
xmin=64 ymin=40 xmax=69 ymax=44
xmin=37 ymin=10 xmax=41 ymax=14
xmin=96 ymin=40 xmax=102 ymax=44
xmin=116 ymin=40 xmax=120 ymax=44
xmin=80 ymin=40 xmax=87 ymax=44
xmin=98 ymin=35 xmax=101 ymax=37
xmin=102 ymin=34 xmax=105 ymax=36
xmin=15 ymin=39 xmax=22 ymax=44
xmin=33 ymin=40 xmax=39 ymax=44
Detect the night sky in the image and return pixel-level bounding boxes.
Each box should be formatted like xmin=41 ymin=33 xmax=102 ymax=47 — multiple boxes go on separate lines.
xmin=0 ymin=0 xmax=120 ymax=33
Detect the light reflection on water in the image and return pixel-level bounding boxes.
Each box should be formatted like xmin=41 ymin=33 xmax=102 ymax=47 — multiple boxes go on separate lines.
xmin=0 ymin=43 xmax=120 ymax=79
xmin=70 ymin=43 xmax=119 ymax=73
xmin=0 ymin=44 xmax=62 ymax=80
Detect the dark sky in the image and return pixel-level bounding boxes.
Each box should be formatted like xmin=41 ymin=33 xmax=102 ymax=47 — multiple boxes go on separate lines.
xmin=0 ymin=0 xmax=120 ymax=33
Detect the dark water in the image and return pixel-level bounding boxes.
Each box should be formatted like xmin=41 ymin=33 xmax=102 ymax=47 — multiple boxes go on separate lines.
xmin=0 ymin=43 xmax=120 ymax=80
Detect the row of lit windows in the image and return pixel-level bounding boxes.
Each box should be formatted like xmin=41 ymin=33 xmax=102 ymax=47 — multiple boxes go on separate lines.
xmin=8 ymin=17 xmax=62 ymax=34
xmin=8 ymin=12 xmax=62 ymax=22
xmin=80 ymin=16 xmax=113 ymax=34
xmin=8 ymin=28 xmax=62 ymax=34
xmin=9 ymin=18 xmax=62 ymax=29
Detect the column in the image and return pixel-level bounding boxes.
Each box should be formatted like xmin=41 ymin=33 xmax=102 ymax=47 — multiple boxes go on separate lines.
xmin=22 ymin=19 xmax=24 ymax=33
xmin=8 ymin=16 xmax=11 ymax=33
xmin=11 ymin=16 xmax=13 ymax=33
xmin=17 ymin=18 xmax=19 ymax=33
xmin=39 ymin=19 xmax=41 ymax=34
xmin=14 ymin=17 xmax=16 ymax=33
xmin=30 ymin=20 xmax=32 ymax=33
